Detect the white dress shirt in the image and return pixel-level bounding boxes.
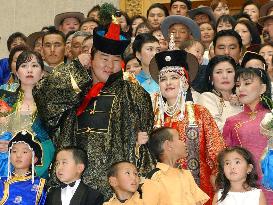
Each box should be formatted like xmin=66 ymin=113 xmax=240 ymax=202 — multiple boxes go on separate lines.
xmin=61 ymin=179 xmax=81 ymax=205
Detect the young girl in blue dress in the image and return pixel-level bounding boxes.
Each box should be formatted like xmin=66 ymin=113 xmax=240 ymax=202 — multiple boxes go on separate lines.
xmin=0 ymin=130 xmax=46 ymax=204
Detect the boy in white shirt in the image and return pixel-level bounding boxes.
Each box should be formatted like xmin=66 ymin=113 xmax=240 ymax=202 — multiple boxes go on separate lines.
xmin=46 ymin=146 xmax=104 ymax=205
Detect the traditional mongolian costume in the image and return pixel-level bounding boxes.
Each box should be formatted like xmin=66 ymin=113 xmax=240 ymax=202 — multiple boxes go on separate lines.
xmin=33 ymin=5 xmax=155 ymax=198
xmin=0 ymin=88 xmax=55 ymax=178
xmin=0 ymin=130 xmax=46 ymax=205
xmin=150 ymin=39 xmax=225 ymax=205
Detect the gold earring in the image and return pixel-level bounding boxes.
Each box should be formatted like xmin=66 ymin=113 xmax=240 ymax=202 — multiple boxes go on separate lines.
xmin=260 ymin=94 xmax=263 ymax=102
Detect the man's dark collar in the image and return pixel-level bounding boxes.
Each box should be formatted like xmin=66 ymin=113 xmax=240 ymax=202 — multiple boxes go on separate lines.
xmin=104 ymin=70 xmax=123 ymax=87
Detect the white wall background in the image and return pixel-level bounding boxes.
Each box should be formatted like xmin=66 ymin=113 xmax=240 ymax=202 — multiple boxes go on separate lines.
xmin=0 ymin=0 xmax=119 ymax=58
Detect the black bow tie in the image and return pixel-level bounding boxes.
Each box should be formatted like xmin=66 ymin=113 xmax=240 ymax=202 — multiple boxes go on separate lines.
xmin=60 ymin=181 xmax=76 ymax=189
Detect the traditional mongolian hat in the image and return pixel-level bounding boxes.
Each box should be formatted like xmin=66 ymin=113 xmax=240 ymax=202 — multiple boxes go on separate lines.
xmin=93 ymin=3 xmax=130 ymax=55
xmin=149 ymin=34 xmax=199 ymax=83
xmin=8 ymin=130 xmax=42 ymax=183
xmin=76 ymin=3 xmax=131 ymax=117
xmin=151 ymin=34 xmax=199 ymax=127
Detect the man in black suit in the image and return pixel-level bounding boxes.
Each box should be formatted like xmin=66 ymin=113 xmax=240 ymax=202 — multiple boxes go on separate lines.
xmin=46 ymin=146 xmax=104 ymax=205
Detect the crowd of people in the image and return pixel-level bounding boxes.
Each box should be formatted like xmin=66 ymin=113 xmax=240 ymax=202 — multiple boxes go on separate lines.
xmin=0 ymin=0 xmax=273 ymax=204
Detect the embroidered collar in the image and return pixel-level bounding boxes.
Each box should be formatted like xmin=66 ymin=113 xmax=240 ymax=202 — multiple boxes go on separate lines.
xmin=12 ymin=171 xmax=31 ymax=177
xmin=44 ymin=61 xmax=64 ymax=69
xmin=243 ymin=102 xmax=266 ymax=113
xmin=8 ymin=171 xmax=33 ymax=182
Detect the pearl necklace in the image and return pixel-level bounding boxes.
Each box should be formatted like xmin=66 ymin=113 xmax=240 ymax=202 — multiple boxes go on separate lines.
xmin=163 ymin=91 xmax=182 ymax=117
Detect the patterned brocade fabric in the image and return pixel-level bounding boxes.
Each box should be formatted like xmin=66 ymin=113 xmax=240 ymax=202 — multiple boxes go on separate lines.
xmin=33 ymin=60 xmax=91 ymax=145
xmin=0 ymin=176 xmax=46 ymax=205
xmin=164 ymin=104 xmax=226 ymax=205
xmin=33 ymin=59 xmax=155 ymax=199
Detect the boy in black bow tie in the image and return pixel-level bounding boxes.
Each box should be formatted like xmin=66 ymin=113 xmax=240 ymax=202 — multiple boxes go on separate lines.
xmin=46 ymin=146 xmax=104 ymax=205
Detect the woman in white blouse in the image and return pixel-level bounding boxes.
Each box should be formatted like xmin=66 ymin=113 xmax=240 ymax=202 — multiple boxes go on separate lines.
xmin=197 ymin=55 xmax=242 ymax=132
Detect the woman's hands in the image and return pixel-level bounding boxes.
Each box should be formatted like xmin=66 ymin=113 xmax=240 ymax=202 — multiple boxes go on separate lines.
xmin=229 ymin=94 xmax=241 ymax=106
xmin=137 ymin=131 xmax=149 ymax=145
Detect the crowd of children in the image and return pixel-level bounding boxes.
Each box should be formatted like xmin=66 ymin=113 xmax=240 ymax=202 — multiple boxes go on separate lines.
xmin=0 ymin=128 xmax=267 ymax=205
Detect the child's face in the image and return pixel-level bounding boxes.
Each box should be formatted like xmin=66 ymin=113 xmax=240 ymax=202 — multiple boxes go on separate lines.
xmin=185 ymin=43 xmax=204 ymax=65
xmin=10 ymin=143 xmax=33 ymax=173
xmin=223 ymin=151 xmax=253 ymax=183
xmin=169 ymin=129 xmax=187 ymax=159
xmin=55 ymin=150 xmax=84 ymax=184
xmin=111 ymin=163 xmax=140 ymax=195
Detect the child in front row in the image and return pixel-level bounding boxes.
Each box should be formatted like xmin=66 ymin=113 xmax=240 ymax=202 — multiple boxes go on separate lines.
xmin=104 ymin=160 xmax=170 ymax=205
xmin=147 ymin=127 xmax=210 ymax=205
xmin=212 ymin=146 xmax=267 ymax=205
xmin=0 ymin=130 xmax=46 ymax=204
xmin=46 ymin=146 xmax=104 ymax=205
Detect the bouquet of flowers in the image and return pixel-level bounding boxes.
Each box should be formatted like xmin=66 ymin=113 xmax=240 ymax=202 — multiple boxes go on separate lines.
xmin=0 ymin=99 xmax=12 ymax=117
xmin=0 ymin=98 xmax=13 ymax=135
xmin=261 ymin=111 xmax=273 ymax=137
xmin=260 ymin=109 xmax=273 ymax=191
xmin=0 ymin=99 xmax=13 ymax=176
